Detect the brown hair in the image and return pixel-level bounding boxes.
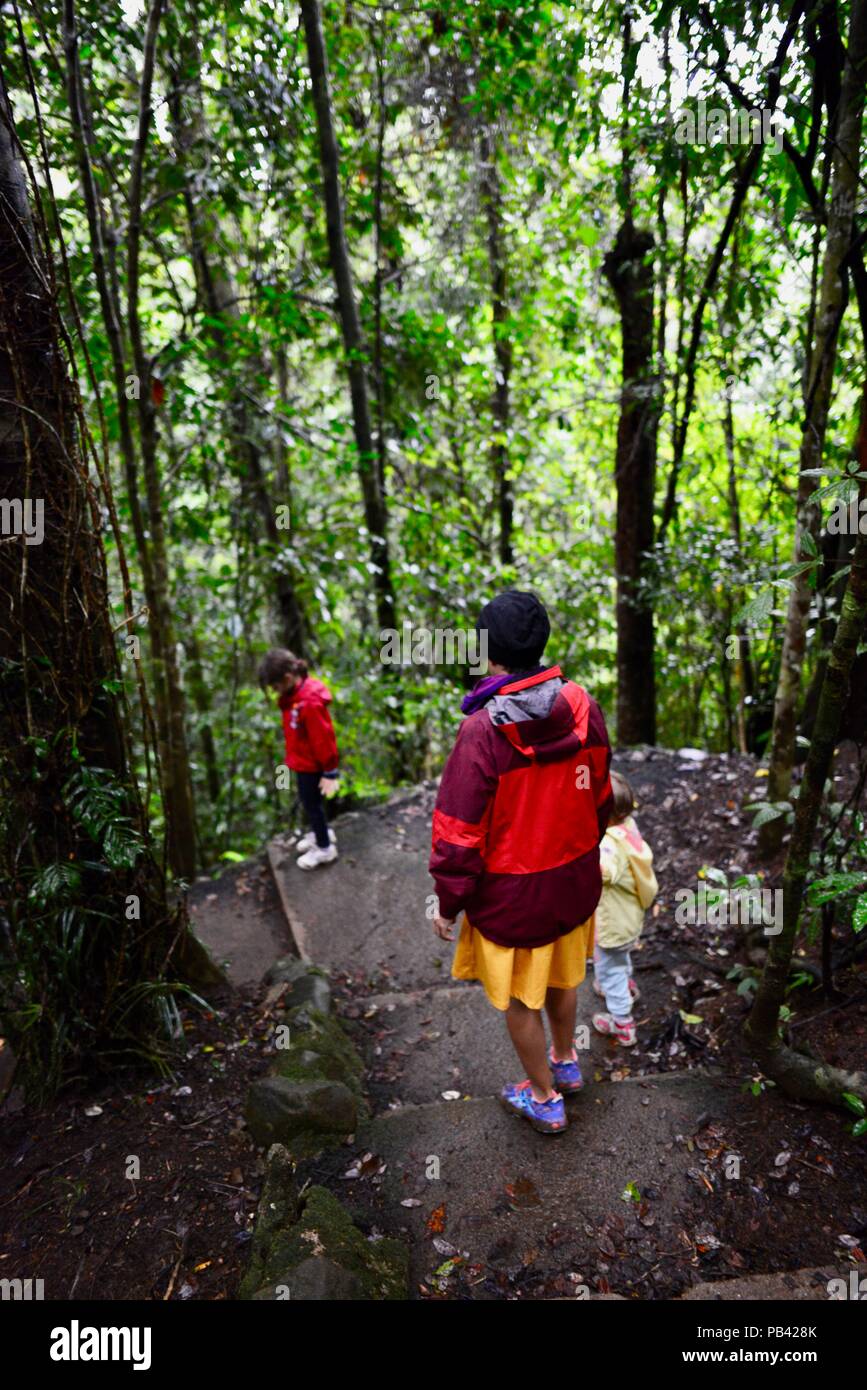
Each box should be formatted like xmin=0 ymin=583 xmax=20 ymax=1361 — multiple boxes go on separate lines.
xmin=609 ymin=770 xmax=635 ymax=824
xmin=257 ymin=648 xmax=308 ymax=689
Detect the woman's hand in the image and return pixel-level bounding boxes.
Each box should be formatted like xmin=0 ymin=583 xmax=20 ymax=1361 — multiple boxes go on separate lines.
xmin=432 ymin=914 xmax=456 ymax=941
xmin=319 ymin=776 xmax=339 ymax=798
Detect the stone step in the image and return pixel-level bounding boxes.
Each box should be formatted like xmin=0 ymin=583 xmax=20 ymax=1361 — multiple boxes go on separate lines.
xmin=306 ymin=1069 xmax=746 ymax=1298
xmin=680 ymin=1268 xmax=839 ymax=1300
xmin=346 ymin=969 xmax=688 ymax=1113
xmin=267 ymin=790 xmax=448 ymax=992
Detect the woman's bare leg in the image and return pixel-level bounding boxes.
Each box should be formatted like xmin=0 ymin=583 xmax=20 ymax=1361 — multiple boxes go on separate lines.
xmin=545 ymin=985 xmax=578 ymax=1061
xmin=504 ymin=998 xmax=554 ymax=1101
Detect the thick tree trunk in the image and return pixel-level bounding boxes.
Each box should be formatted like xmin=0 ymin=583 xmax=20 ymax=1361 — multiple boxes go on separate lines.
xmin=745 ymin=383 xmax=867 ymax=1106
xmin=603 ymin=222 xmax=659 ymax=745
xmin=0 ymin=67 xmax=184 ymax=1090
xmin=299 ymin=0 xmax=397 ymax=635
xmin=761 ymin=0 xmax=867 ymax=857
xmin=479 ymin=130 xmax=514 ymax=565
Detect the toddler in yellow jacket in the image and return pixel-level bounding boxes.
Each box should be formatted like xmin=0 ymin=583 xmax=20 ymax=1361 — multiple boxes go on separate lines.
xmin=592 ymin=771 xmax=658 ymax=1046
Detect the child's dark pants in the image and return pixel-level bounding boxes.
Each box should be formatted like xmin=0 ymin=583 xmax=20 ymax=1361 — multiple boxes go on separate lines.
xmin=296 ymin=771 xmax=330 ymax=848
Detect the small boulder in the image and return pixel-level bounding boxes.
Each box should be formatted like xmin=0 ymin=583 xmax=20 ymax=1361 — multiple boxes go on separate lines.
xmin=246 ymin=1076 xmax=356 ymax=1148
xmin=264 ymin=957 xmax=331 ymax=1015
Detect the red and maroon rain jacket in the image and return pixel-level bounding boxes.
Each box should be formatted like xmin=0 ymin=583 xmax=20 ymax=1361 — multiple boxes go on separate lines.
xmin=430 ymin=666 xmax=613 ymax=948
xmin=279 ymin=677 xmax=338 ymax=773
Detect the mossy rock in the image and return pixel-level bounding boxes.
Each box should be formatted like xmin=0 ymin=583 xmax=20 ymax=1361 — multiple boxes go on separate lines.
xmin=265 ymin=958 xmax=331 ymax=1015
xmin=273 ymin=1009 xmax=366 ymax=1108
xmin=248 ymin=1185 xmax=408 ymax=1301
xmin=237 ymin=1144 xmax=299 ymax=1300
xmin=246 ymin=1076 xmax=357 ymax=1151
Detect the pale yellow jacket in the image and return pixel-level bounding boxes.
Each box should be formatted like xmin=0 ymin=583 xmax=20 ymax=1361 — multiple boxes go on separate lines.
xmin=594 ymin=816 xmax=658 ymax=950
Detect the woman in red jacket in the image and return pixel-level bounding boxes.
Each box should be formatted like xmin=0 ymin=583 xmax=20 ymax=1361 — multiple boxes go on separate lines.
xmin=429 ymin=592 xmax=613 ymax=1134
xmin=258 ymin=649 xmax=339 ymax=869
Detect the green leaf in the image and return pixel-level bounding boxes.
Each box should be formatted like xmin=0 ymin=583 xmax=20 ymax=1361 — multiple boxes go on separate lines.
xmin=842 ymin=1092 xmax=867 ymax=1117
xmin=853 ymin=894 xmax=867 ymax=934
xmin=703 ymin=866 xmax=728 ymax=886
xmin=807 ymin=872 xmax=867 ymax=907
xmin=734 ymin=587 xmax=774 ymax=627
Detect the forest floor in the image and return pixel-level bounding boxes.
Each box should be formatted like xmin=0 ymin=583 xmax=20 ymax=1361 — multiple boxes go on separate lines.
xmin=1 ymin=745 xmax=865 ymax=1299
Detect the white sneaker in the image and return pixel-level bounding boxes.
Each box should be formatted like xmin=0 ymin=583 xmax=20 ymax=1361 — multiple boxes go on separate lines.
xmin=297 ymin=843 xmax=338 ymax=870
xmin=295 ymin=829 xmax=336 ymax=854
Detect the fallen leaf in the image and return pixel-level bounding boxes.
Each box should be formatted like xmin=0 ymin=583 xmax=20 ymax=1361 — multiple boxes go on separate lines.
xmin=432 ymin=1237 xmax=458 ymax=1257
xmin=426 ymin=1203 xmax=446 ymax=1235
xmin=505 ymin=1177 xmax=541 ymax=1210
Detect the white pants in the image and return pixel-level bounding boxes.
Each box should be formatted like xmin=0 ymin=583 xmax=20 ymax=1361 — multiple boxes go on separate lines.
xmin=594 ymin=942 xmax=635 ymax=1020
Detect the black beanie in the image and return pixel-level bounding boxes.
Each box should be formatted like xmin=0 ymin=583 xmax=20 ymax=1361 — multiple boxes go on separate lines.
xmin=478 ymin=590 xmax=550 ymax=670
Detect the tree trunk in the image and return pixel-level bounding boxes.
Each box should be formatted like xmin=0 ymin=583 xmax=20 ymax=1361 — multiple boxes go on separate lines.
xmin=299 ymin=0 xmax=397 ymax=635
xmin=745 ymin=382 xmax=867 ymax=1107
xmin=479 ymin=129 xmax=514 ymax=566
xmin=760 ymin=0 xmax=867 ymax=857
xmin=0 ymin=66 xmax=185 ymax=1091
xmin=657 ymin=7 xmax=802 ymax=539
xmin=603 ymin=221 xmax=659 ymax=745
xmin=125 ymin=0 xmax=198 ymax=880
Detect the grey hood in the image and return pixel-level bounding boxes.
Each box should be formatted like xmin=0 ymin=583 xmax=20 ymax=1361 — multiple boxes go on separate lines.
xmin=487 ymin=675 xmax=566 ymax=727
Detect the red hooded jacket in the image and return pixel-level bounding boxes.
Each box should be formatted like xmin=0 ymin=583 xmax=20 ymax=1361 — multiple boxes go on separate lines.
xmin=430 ymin=667 xmax=612 ymax=948
xmin=279 ymin=677 xmax=338 ymax=773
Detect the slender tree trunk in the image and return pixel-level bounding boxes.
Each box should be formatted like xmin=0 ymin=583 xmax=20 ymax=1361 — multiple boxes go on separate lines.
xmin=602 ymin=14 xmax=659 ymax=745
xmin=125 ymin=0 xmax=198 ymax=879
xmin=604 ymin=220 xmax=659 ymax=745
xmin=761 ymin=0 xmax=867 ymax=858
xmin=720 ymin=235 xmax=752 ymax=756
xmin=724 ymin=390 xmax=750 ymax=754
xmin=479 ymin=128 xmax=514 ymax=565
xmin=745 ymin=382 xmax=867 ymax=1106
xmin=299 ymin=0 xmax=397 ymax=634
xmin=657 ymin=7 xmax=802 ymax=539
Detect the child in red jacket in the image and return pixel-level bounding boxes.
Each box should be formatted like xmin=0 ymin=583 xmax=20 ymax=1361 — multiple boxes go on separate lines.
xmin=258 ymin=649 xmax=339 ymax=870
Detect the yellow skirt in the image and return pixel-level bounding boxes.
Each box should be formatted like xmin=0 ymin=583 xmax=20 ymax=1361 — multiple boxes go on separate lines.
xmin=451 ymin=916 xmax=594 ymax=1012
